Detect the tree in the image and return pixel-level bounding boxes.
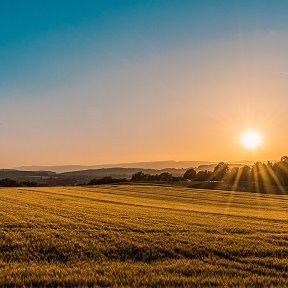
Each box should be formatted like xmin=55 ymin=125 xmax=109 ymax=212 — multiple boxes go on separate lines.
xmin=131 ymin=171 xmax=145 ymax=181
xmin=281 ymin=156 xmax=288 ymax=162
xmin=226 ymin=167 xmax=239 ymax=184
xmin=212 ymin=162 xmax=229 ymax=180
xmin=195 ymin=170 xmax=212 ymax=181
xmin=159 ymin=172 xmax=173 ymax=182
xmin=239 ymin=165 xmax=252 ymax=182
xmin=273 ymin=157 xmax=288 ymax=186
xmin=183 ymin=168 xmax=197 ymax=180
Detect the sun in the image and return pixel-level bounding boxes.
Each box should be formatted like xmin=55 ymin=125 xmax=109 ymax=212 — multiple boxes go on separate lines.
xmin=242 ymin=130 xmax=261 ymax=149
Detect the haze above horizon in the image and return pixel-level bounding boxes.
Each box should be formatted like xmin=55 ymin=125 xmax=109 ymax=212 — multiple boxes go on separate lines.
xmin=1 ymin=1 xmax=287 ymax=167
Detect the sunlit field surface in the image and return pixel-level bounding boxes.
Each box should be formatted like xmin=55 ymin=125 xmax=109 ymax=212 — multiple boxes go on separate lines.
xmin=1 ymin=184 xmax=288 ymax=287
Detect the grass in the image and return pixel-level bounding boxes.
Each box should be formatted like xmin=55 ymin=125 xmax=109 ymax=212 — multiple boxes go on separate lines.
xmin=1 ymin=184 xmax=288 ymax=287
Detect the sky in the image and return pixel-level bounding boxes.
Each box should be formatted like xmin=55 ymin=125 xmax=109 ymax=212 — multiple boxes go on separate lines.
xmin=1 ymin=0 xmax=288 ymax=167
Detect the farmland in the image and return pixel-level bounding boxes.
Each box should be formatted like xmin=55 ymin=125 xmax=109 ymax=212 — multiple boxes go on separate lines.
xmin=1 ymin=184 xmax=288 ymax=287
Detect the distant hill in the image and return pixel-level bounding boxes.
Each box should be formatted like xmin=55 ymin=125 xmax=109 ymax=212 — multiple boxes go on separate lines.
xmin=0 ymin=167 xmax=187 ymax=186
xmin=0 ymin=169 xmax=56 ymax=181
xmin=59 ymin=167 xmax=186 ymax=178
xmin=53 ymin=168 xmax=188 ymax=186
xmin=2 ymin=161 xmax=255 ymax=186
xmin=16 ymin=161 xmax=213 ymax=173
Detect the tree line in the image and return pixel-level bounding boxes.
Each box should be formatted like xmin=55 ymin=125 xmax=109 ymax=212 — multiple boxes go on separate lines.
xmin=0 ymin=157 xmax=287 ymax=192
xmin=206 ymin=156 xmax=288 ymax=186
xmin=129 ymin=156 xmax=288 ymax=192
xmin=0 ymin=178 xmax=39 ymax=187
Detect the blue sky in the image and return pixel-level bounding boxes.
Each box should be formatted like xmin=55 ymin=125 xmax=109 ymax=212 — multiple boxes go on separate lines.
xmin=1 ymin=1 xmax=288 ymax=166
xmin=1 ymin=0 xmax=287 ymax=93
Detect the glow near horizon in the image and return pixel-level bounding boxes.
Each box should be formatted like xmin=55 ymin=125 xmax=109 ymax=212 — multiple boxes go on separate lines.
xmin=0 ymin=1 xmax=288 ymax=167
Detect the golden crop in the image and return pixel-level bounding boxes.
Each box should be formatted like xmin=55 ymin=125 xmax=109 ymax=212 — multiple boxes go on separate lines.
xmin=1 ymin=184 xmax=288 ymax=287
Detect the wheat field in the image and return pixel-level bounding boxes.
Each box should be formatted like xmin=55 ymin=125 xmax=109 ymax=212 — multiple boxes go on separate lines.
xmin=1 ymin=184 xmax=288 ymax=287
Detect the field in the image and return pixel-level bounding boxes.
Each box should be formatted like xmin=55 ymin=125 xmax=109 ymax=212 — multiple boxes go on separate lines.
xmin=1 ymin=184 xmax=288 ymax=287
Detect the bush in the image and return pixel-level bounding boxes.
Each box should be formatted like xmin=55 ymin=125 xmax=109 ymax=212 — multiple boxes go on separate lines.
xmin=88 ymin=177 xmax=128 ymax=185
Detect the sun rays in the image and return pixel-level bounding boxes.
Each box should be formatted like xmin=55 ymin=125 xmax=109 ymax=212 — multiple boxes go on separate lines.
xmin=202 ymin=158 xmax=288 ymax=214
